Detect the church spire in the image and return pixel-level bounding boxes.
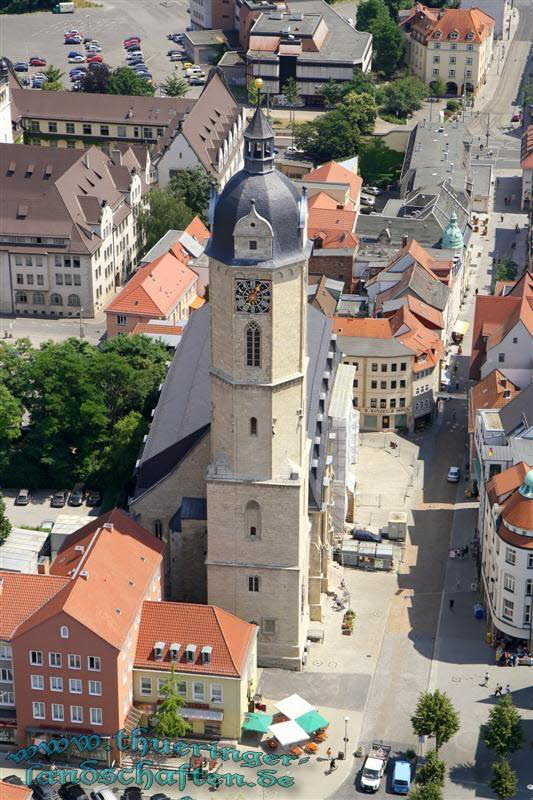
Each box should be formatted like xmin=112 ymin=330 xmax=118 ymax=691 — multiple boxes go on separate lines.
xmin=243 ymin=105 xmax=275 ymax=176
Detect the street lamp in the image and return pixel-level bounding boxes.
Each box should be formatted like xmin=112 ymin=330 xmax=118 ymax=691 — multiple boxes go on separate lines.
xmin=343 ymin=716 xmax=349 ymax=759
xmin=79 ymin=307 xmax=84 ymax=339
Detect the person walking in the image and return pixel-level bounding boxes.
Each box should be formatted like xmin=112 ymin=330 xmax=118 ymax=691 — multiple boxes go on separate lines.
xmin=482 ymin=672 xmax=489 ymax=687
xmin=326 ymin=747 xmax=332 ymax=759
xmin=449 ymin=598 xmax=455 ymax=610
xmin=329 ymin=758 xmax=337 ymax=772
xmin=505 ymin=684 xmax=511 ymax=695
xmin=494 ymin=684 xmax=503 ymax=697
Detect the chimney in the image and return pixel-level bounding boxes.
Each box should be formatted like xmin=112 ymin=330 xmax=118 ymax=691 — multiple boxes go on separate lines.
xmin=402 ymin=235 xmax=408 ymax=247
xmin=38 ymin=556 xmax=50 ymax=575
xmin=111 ymin=149 xmax=122 ymax=166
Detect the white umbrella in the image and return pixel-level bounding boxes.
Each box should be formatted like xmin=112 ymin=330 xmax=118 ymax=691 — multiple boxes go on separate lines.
xmin=275 ymin=693 xmax=314 ymax=719
xmin=268 ymin=720 xmax=310 ymax=746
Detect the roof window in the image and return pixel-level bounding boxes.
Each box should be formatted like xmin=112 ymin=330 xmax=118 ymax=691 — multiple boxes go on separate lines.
xmin=201 ymin=645 xmax=212 ymax=664
xmin=154 ymin=641 xmax=165 ymax=660
xmin=185 ymin=644 xmax=197 ymax=662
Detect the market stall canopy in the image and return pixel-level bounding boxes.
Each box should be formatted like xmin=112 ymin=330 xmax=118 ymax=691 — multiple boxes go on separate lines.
xmin=268 ymin=720 xmax=310 ymax=746
xmin=295 ymin=710 xmax=329 ymax=734
xmin=275 ymin=693 xmax=314 ymax=719
xmin=242 ymin=711 xmax=273 ymax=733
xmin=452 ymin=320 xmax=470 ymax=336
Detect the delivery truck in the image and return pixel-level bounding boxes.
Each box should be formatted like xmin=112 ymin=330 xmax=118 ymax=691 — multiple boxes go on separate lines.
xmin=360 ymin=742 xmax=391 ymax=793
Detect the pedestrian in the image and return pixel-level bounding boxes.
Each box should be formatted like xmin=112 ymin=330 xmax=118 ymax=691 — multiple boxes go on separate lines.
xmin=482 ymin=671 xmax=489 ymax=686
xmin=494 ymin=684 xmax=503 ymax=697
xmin=330 ymin=758 xmax=337 ymax=772
xmin=475 ymin=288 xmax=478 ymax=295
xmin=500 ymin=214 xmax=504 ymax=221
xmin=449 ymin=598 xmax=455 ymax=610
xmin=326 ymin=747 xmax=332 ymax=759
xmin=505 ymin=684 xmax=511 ymax=695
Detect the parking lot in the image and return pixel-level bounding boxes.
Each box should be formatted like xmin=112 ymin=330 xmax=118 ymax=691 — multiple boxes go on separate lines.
xmin=1 ymin=0 xmax=205 ymax=95
xmin=1 ymin=489 xmax=99 ymax=530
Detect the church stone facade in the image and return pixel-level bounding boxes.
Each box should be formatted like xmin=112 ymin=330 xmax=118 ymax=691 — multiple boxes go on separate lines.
xmin=131 ymin=108 xmax=350 ymax=670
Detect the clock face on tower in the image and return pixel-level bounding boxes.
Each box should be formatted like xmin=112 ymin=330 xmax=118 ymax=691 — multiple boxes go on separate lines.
xmin=235 ymin=279 xmax=272 ymax=314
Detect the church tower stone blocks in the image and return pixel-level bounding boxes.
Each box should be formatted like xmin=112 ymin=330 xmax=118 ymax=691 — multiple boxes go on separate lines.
xmin=205 ymin=108 xmax=311 ymax=670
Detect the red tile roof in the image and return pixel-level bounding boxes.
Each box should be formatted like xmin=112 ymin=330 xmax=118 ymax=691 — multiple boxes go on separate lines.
xmin=0 ymin=572 xmax=69 ymax=640
xmin=14 ymin=509 xmax=163 ymax=649
xmin=468 ymin=369 xmax=520 ymax=432
xmin=521 ymin=125 xmax=533 ymax=170
xmin=502 ymin=484 xmax=533 ymax=531
xmin=332 ymin=317 xmax=394 ymax=339
xmin=132 ymin=323 xmax=184 ymax=336
xmin=134 ymin=601 xmax=256 ymax=678
xmin=305 ymin=161 xmax=362 ymax=206
xmin=106 ymin=253 xmax=198 ymax=318
xmin=184 ymin=215 xmax=210 ymax=247
xmin=404 ymin=4 xmax=494 ymax=43
xmin=405 ymin=294 xmax=444 ymax=329
xmin=487 ymin=462 xmax=529 ymax=504
xmin=0 ymin=782 xmax=32 ymax=800
xmin=470 ymin=272 xmax=533 ymax=379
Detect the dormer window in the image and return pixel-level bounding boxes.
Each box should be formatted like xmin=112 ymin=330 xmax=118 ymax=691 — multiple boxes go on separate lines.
xmin=449 ymin=31 xmax=458 ymax=39
xmin=466 ymin=31 xmax=473 ymax=39
xmin=185 ymin=644 xmax=196 ymax=662
xmin=434 ymin=31 xmax=441 ymax=38
xmin=169 ymin=643 xmax=180 ymax=661
xmin=154 ymin=641 xmax=165 ymax=661
xmin=201 ymin=646 xmax=212 ymax=664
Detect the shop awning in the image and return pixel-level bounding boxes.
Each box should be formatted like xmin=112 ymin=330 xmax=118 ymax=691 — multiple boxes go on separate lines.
xmin=295 ymin=710 xmax=329 ymax=734
xmin=452 ymin=320 xmax=470 ymax=336
xmin=268 ymin=720 xmax=309 ymax=746
xmin=275 ymin=693 xmax=314 ymax=719
xmin=181 ymin=708 xmax=223 ymax=722
xmin=242 ymin=711 xmax=273 ymax=733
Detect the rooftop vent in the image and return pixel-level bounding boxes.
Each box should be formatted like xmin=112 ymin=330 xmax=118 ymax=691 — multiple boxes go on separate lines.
xmin=74 ymin=545 xmax=85 ymax=554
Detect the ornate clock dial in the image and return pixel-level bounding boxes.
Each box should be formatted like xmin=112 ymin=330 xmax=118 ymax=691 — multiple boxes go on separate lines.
xmin=235 ymin=279 xmax=272 ymax=314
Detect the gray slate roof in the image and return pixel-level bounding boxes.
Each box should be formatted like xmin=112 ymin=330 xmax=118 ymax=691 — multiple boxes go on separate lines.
xmin=499 ymin=384 xmax=533 ymax=436
xmin=246 ymin=107 xmax=275 ymax=140
xmin=135 ymin=303 xmax=337 ymax=511
xmin=336 ymin=335 xmax=412 ymax=357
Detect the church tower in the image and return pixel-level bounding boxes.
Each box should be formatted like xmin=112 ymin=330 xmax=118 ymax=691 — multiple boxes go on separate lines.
xmin=205 ymin=107 xmax=311 ymax=670
xmin=0 ymin=59 xmax=13 ymax=144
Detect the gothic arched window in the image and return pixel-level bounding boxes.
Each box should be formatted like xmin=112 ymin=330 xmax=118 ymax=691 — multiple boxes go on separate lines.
xmin=250 ymin=417 xmax=258 ymax=436
xmin=246 ymin=322 xmax=261 ymax=367
xmin=245 ymin=500 xmax=261 ymax=539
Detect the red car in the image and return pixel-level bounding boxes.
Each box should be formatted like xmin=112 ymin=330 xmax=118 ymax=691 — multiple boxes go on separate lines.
xmin=29 ymin=57 xmax=47 ymax=67
xmin=86 ymin=55 xmax=103 ymax=63
xmin=511 ymin=112 xmax=521 ymax=123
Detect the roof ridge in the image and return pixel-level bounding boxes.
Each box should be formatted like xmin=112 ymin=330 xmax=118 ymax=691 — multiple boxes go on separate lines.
xmin=212 ymin=605 xmax=241 ymax=675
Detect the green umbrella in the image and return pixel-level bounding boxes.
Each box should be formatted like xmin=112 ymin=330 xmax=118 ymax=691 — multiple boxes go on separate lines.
xmin=295 ymin=710 xmax=329 ymax=734
xmin=242 ymin=711 xmax=273 ymax=734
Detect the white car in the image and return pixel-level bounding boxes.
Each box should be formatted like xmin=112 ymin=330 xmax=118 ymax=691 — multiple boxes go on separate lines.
xmin=86 ymin=44 xmax=102 ymax=53
xmin=363 ymin=186 xmax=383 ymax=196
xmin=68 ymin=55 xmax=85 ymax=63
xmin=447 ymin=467 xmax=461 ymax=483
xmin=360 ymin=194 xmax=375 ymax=207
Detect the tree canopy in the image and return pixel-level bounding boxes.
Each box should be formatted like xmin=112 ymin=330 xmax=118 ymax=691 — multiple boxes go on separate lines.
xmin=0 ymin=496 xmax=11 ymax=546
xmin=169 ymin=168 xmax=212 ymax=220
xmin=42 ymin=65 xmax=65 ymax=92
xmin=138 ymin=187 xmax=194 ymax=252
xmin=409 ymin=783 xmax=443 ymax=800
xmin=411 ymin=690 xmax=460 ymax=752
xmin=481 ymin=696 xmax=524 ymax=757
xmin=79 ymin=65 xmax=155 ymax=96
xmin=0 ymin=336 xmax=168 ymax=502
xmin=355 ymin=0 xmax=405 ymax=77
xmin=415 ymin=750 xmax=445 ymax=787
xmin=358 ymin=138 xmax=404 ymax=188
xmin=79 ymin=64 xmax=111 ymax=94
xmin=152 ymin=667 xmax=191 ymax=738
xmin=294 ymin=108 xmax=360 ymax=164
xmin=490 ymin=757 xmax=518 ymax=800
xmin=382 ymin=76 xmax=428 ymax=118
xmin=0 ymin=0 xmax=54 ymax=12
xmin=160 ymin=70 xmax=189 ymax=97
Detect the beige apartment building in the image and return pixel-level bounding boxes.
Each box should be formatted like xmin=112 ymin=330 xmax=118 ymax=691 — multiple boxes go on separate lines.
xmin=0 ymin=143 xmax=150 ymax=318
xmin=401 ymin=4 xmax=494 ymax=96
xmin=333 ymin=312 xmax=443 ymax=432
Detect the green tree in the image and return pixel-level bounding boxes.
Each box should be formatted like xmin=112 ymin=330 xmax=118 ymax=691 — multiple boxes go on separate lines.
xmin=429 ymin=78 xmax=446 ymax=98
xmin=481 ymin=696 xmax=524 ymax=757
xmin=320 ymin=78 xmax=343 ymax=108
xmin=368 ymin=14 xmax=405 ymax=77
xmin=109 ymin=67 xmax=155 ymax=97
xmin=0 ymin=496 xmax=11 ymax=546
xmin=342 ymin=91 xmax=378 ymax=134
xmin=160 ymin=69 xmax=189 ymax=97
xmin=282 ymin=77 xmax=298 ymax=147
xmin=343 ymin=70 xmax=378 ymax=98
xmin=490 ymin=757 xmax=518 ymax=800
xmin=169 ymin=167 xmax=212 ymax=219
xmin=152 ymin=667 xmax=191 ymax=738
xmin=358 ymin=138 xmax=403 ymax=187
xmin=96 ymin=411 xmax=148 ymax=506
xmin=99 ymin=334 xmax=169 ymax=375
xmin=212 ymin=41 xmax=228 ymax=64
xmin=248 ymin=78 xmax=265 ymax=107
xmin=42 ymin=64 xmax=65 ymax=92
xmin=415 ymin=750 xmax=445 ymax=787
xmin=0 ymin=383 xmax=22 ymax=472
xmin=382 ymin=0 xmax=412 ymax=18
xmin=0 ymin=0 xmax=55 ymax=12
xmin=355 ymin=0 xmax=389 ymax=31
xmin=294 ymin=108 xmax=360 ymax=164
xmin=411 ymin=690 xmax=460 ymax=753
xmin=409 ymin=783 xmax=443 ymax=800
xmin=138 ymin=187 xmax=194 ymax=252
xmin=79 ymin=63 xmax=111 ymax=93
xmin=495 ymin=257 xmax=517 ymax=283
xmin=382 ymin=76 xmax=428 ymax=117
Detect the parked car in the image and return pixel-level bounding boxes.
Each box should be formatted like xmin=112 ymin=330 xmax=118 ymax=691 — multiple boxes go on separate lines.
xmin=182 ymin=61 xmax=193 ymax=69
xmin=125 ymin=43 xmax=141 ymax=52
xmin=13 ymin=61 xmax=29 ymax=71
xmin=70 ymin=66 xmax=86 ymax=74
xmin=51 ymin=490 xmax=68 ymax=508
xmin=167 ymin=49 xmax=181 ymax=56
xmin=447 ymin=466 xmax=461 ymax=483
xmin=30 ymin=781 xmax=60 ymax=800
xmin=351 ymin=528 xmax=382 ymax=543
xmin=33 ymin=73 xmax=47 ymax=80
xmin=60 ymin=783 xmax=89 ymax=800
xmin=172 ymin=33 xmax=184 ymax=42
xmin=65 ymin=36 xmax=82 ymax=44
xmin=123 ymin=36 xmax=141 ymax=44
xmin=32 ymin=77 xmax=45 ymax=88
xmin=86 ymin=44 xmax=102 ymax=53
xmin=363 ymin=186 xmax=383 ymax=196
xmin=188 ymin=76 xmax=205 ymax=86
xmin=40 ymin=520 xmax=55 ymax=533
xmin=90 ymin=788 xmax=117 ymax=800
xmin=69 ymin=55 xmax=85 ymax=63
xmin=68 ymin=483 xmax=85 ymax=506
xmin=86 ymin=55 xmax=103 ymax=63
xmin=3 ymin=776 xmax=25 ymax=786
xmin=29 ymin=57 xmax=47 ymax=66
xmin=83 ymin=36 xmax=93 ymax=43
xmin=170 ymin=53 xmax=186 ymax=62
xmin=86 ymin=489 xmax=101 ymax=507
xmin=21 ymin=77 xmax=30 ymax=86
xmin=391 ymin=760 xmax=411 ymax=795
xmin=122 ymin=789 xmax=143 ymax=800
xmin=15 ymin=488 xmax=31 ymax=505
xmin=360 ymin=194 xmax=375 ymax=207
xmin=64 ymin=29 xmax=81 ymax=35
